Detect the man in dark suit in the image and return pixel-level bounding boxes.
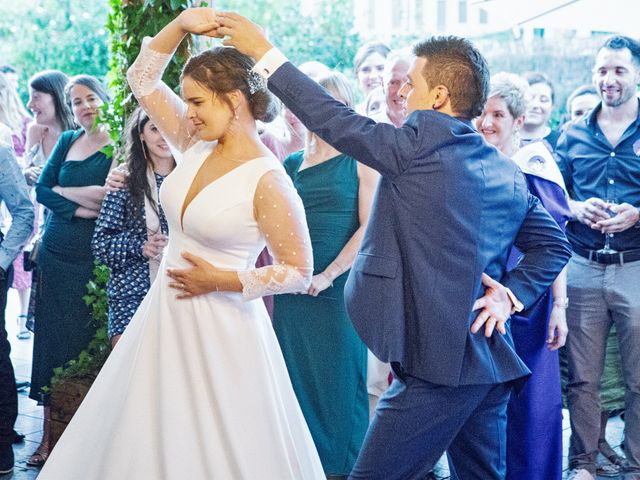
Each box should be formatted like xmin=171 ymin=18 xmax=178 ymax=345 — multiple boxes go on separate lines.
xmin=215 ymin=12 xmax=572 ymax=479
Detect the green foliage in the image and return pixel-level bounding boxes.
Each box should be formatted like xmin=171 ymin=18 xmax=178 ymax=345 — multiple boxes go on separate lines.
xmin=105 ymin=0 xmax=197 ymax=161
xmin=218 ymin=0 xmax=360 ymax=72
xmin=50 ymin=263 xmax=111 ymax=386
xmin=0 ymin=0 xmax=110 ymax=99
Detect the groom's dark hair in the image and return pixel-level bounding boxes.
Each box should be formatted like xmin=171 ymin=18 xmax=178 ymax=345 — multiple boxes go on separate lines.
xmin=413 ymin=36 xmax=489 ymax=119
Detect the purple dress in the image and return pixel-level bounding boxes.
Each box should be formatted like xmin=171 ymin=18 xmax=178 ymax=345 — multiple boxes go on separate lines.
xmin=506 ymin=167 xmax=571 ymax=479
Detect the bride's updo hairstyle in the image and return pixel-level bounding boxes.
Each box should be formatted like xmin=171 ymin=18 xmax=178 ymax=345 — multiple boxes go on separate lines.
xmin=182 ymin=46 xmax=279 ymax=123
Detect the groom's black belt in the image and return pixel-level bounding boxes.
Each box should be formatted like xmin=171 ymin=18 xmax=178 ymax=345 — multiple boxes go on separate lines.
xmin=573 ymin=245 xmax=640 ymax=265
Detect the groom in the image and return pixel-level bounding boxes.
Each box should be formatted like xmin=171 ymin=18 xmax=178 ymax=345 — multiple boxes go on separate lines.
xmin=215 ymin=12 xmax=571 ymax=479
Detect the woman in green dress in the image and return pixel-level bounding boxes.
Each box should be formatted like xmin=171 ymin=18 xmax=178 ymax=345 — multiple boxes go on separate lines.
xmin=29 ymin=75 xmax=113 ymax=467
xmin=274 ymin=72 xmax=378 ymax=478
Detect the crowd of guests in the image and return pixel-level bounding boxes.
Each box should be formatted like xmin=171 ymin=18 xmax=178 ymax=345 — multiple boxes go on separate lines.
xmin=0 ymin=24 xmax=638 ymax=480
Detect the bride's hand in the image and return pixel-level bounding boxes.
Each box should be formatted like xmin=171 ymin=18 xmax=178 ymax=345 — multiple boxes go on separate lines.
xmin=177 ymin=7 xmax=221 ymax=37
xmin=167 ymin=251 xmax=220 ymax=299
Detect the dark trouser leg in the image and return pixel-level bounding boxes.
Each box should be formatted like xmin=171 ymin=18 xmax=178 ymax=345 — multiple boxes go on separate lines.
xmin=349 ymin=368 xmax=510 ymax=480
xmin=0 ymin=271 xmax=17 ymax=446
xmin=447 ymin=383 xmax=511 ymax=480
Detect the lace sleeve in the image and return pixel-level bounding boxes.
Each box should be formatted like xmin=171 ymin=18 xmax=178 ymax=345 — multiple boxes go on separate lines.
xmin=237 ymin=169 xmax=313 ymax=300
xmin=126 ymin=37 xmax=193 ymax=153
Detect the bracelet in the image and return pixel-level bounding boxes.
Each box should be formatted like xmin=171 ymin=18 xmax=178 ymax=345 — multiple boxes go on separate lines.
xmin=553 ymin=297 xmax=569 ymax=309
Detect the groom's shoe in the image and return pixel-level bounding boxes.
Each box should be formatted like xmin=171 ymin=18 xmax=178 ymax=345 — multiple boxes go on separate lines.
xmin=0 ymin=443 xmax=14 ymax=475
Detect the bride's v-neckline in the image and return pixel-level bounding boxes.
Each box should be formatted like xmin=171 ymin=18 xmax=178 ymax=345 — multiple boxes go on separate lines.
xmin=179 ymin=155 xmax=269 ymax=231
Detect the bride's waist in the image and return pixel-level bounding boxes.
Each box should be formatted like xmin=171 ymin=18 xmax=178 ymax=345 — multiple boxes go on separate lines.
xmin=162 ymin=244 xmax=251 ymax=272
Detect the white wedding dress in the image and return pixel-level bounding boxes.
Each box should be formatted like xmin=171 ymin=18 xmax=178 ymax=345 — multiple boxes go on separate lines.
xmin=39 ymin=139 xmax=325 ymax=479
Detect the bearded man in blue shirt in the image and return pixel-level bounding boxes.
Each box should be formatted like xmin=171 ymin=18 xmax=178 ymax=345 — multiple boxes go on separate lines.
xmin=557 ymin=35 xmax=640 ymax=480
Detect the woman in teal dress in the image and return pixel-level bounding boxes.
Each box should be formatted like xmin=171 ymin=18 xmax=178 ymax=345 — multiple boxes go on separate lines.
xmin=29 ymin=75 xmax=113 ymax=467
xmin=274 ymin=72 xmax=378 ymax=477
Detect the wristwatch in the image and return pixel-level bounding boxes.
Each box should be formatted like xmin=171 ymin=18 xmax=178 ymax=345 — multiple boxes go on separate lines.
xmin=553 ymin=297 xmax=569 ymax=309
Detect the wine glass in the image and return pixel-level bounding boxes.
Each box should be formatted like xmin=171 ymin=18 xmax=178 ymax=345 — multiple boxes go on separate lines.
xmin=596 ymin=199 xmax=618 ymax=254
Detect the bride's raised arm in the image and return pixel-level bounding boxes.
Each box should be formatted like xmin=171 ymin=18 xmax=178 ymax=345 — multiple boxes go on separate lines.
xmin=126 ymin=8 xmax=220 ymax=153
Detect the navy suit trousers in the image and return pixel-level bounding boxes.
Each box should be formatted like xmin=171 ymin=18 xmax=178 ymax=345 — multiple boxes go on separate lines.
xmin=350 ymin=367 xmax=511 ymax=480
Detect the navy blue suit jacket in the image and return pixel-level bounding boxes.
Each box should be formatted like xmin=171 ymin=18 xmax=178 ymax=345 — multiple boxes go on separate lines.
xmin=268 ymin=62 xmax=572 ymax=387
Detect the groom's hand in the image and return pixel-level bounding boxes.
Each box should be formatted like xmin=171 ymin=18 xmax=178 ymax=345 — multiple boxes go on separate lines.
xmin=470 ymin=273 xmax=513 ymax=337
xmin=215 ymin=12 xmax=273 ymax=60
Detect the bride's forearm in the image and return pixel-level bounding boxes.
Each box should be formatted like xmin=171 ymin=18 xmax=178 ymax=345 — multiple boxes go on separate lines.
xmin=147 ymin=14 xmax=187 ymax=55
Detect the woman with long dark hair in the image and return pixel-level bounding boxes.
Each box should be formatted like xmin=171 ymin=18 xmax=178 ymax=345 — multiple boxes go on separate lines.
xmin=93 ymin=106 xmax=175 ymax=347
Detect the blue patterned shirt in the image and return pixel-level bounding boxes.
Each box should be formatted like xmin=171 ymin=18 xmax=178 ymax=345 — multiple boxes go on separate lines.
xmin=92 ymin=173 xmax=168 ymax=337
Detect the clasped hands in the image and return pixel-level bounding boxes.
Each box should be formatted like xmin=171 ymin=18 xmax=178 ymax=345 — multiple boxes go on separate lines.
xmin=572 ymin=197 xmax=639 ymax=233
xmin=174 ymin=8 xmax=275 ymax=61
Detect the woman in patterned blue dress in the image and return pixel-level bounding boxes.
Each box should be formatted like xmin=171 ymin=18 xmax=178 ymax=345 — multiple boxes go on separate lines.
xmin=93 ymin=107 xmax=175 ymax=346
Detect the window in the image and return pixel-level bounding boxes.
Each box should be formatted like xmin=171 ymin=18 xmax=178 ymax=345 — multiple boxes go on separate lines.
xmin=437 ymin=0 xmax=446 ymax=31
xmin=415 ymin=0 xmax=424 ymax=27
xmin=367 ymin=0 xmax=376 ymax=30
xmin=459 ymin=0 xmax=468 ymax=23
xmin=479 ymin=7 xmax=488 ymax=24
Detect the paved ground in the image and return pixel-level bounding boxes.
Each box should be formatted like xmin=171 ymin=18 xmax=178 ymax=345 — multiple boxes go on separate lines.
xmin=1 ymin=289 xmax=627 ymax=479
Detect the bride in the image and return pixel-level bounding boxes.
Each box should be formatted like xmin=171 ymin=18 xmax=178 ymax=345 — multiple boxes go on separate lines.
xmin=39 ymin=8 xmax=325 ymax=479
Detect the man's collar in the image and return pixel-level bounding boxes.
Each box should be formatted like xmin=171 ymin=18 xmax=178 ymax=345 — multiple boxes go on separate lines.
xmin=587 ymin=97 xmax=640 ymax=130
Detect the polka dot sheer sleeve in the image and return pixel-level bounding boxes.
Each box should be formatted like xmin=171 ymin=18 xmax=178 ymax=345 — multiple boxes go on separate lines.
xmin=126 ymin=37 xmax=193 ymax=153
xmin=238 ymin=169 xmax=313 ymax=300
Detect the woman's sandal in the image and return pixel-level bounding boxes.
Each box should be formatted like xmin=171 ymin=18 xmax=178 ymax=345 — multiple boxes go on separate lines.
xmin=26 ymin=446 xmax=49 ymax=467
xmin=16 ymin=314 xmax=31 ymax=340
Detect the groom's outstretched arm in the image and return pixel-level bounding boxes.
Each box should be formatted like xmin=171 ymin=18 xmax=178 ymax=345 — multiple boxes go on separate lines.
xmin=216 ymin=12 xmax=419 ymax=179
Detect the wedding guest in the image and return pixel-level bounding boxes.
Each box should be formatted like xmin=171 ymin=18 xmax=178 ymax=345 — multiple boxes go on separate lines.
xmin=557 ymin=36 xmax=640 ymax=480
xmin=0 ymin=72 xmax=33 ymax=339
xmin=566 ymin=85 xmax=599 ymax=123
xmin=28 ymin=74 xmax=113 ymax=467
xmin=0 ymin=143 xmax=35 ymax=476
xmin=353 ymin=41 xmax=390 ymax=113
xmin=0 ymin=72 xmax=31 ymax=158
xmin=561 ymin=81 xmax=624 ymax=476
xmin=25 ymin=71 xmax=76 ymax=181
xmin=521 ymin=71 xmax=560 ymax=150
xmin=93 ymin=106 xmax=174 ymax=347
xmin=370 ymin=51 xmax=410 ymax=128
xmin=274 ymin=71 xmax=378 ymax=477
xmin=476 ymin=72 xmax=571 ymax=480
xmin=20 ymin=71 xmax=75 ymax=339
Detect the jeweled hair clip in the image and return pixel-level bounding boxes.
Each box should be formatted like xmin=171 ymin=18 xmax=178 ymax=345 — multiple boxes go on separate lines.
xmin=247 ymin=70 xmax=267 ymax=95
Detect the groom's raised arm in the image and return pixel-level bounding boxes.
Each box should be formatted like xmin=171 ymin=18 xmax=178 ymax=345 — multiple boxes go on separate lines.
xmin=215 ymin=11 xmax=419 ymax=179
